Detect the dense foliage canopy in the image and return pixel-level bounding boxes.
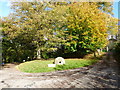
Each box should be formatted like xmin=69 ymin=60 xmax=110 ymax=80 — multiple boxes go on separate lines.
xmin=1 ymin=1 xmax=118 ymax=62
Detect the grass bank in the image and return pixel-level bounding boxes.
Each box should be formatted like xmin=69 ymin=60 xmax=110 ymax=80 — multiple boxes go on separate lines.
xmin=17 ymin=59 xmax=98 ymax=73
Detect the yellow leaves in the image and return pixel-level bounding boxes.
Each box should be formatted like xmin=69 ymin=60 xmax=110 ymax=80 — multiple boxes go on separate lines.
xmin=78 ymin=27 xmax=82 ymax=30
xmin=65 ymin=43 xmax=71 ymax=46
xmin=84 ymin=36 xmax=88 ymax=40
xmin=88 ymin=26 xmax=91 ymax=28
xmin=76 ymin=25 xmax=79 ymax=28
xmin=82 ymin=32 xmax=88 ymax=35
xmin=71 ymin=40 xmax=77 ymax=44
xmin=47 ymin=48 xmax=57 ymax=52
xmin=67 ymin=25 xmax=71 ymax=28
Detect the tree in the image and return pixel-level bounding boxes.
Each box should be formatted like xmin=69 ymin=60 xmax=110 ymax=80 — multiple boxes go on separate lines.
xmin=1 ymin=1 xmax=116 ymax=61
xmin=63 ymin=2 xmax=108 ymax=56
xmin=2 ymin=1 xmax=66 ymax=61
xmin=2 ymin=16 xmax=36 ymax=62
xmin=105 ymin=15 xmax=118 ymax=36
xmin=54 ymin=1 xmax=113 ymax=14
xmin=97 ymin=2 xmax=114 ymax=15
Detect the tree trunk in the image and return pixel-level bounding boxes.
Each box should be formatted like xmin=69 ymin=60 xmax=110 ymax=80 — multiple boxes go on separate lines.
xmin=94 ymin=52 xmax=96 ymax=57
xmin=37 ymin=49 xmax=41 ymax=60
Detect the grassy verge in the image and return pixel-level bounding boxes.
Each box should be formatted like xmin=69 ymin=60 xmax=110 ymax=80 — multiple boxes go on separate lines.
xmin=54 ymin=59 xmax=97 ymax=71
xmin=17 ymin=59 xmax=98 ymax=73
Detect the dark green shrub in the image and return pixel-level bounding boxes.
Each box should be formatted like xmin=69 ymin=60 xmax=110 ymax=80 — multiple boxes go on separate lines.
xmin=113 ymin=42 xmax=120 ymax=65
xmin=41 ymin=52 xmax=49 ymax=59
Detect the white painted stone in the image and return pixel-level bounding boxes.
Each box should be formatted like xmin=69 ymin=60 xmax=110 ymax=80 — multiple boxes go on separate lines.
xmin=55 ymin=57 xmax=65 ymax=65
xmin=23 ymin=60 xmax=25 ymax=62
xmin=48 ymin=64 xmax=56 ymax=67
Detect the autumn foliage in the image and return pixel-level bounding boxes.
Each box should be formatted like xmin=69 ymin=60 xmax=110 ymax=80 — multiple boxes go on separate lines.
xmin=1 ymin=2 xmax=118 ymax=62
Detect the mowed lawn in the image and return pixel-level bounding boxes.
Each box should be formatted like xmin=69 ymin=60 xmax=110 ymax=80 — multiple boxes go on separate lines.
xmin=16 ymin=59 xmax=98 ymax=73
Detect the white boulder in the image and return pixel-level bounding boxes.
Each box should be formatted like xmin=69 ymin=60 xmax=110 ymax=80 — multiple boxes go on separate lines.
xmin=54 ymin=57 xmax=65 ymax=65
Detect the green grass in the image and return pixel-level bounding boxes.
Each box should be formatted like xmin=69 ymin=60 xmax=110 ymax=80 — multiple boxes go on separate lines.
xmin=17 ymin=59 xmax=98 ymax=73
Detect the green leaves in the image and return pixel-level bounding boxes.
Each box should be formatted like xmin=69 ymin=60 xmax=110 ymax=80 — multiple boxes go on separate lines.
xmin=1 ymin=1 xmax=117 ymax=61
xmin=63 ymin=2 xmax=109 ymax=53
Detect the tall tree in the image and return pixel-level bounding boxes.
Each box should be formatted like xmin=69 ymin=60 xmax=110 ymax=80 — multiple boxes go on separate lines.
xmin=106 ymin=15 xmax=118 ymax=36
xmin=2 ymin=1 xmax=116 ymax=61
xmin=2 ymin=1 xmax=66 ymax=61
xmin=97 ymin=2 xmax=114 ymax=15
xmin=63 ymin=2 xmax=108 ymax=55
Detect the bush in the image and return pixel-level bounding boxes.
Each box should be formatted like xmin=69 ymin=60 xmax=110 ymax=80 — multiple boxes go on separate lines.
xmin=113 ymin=42 xmax=120 ymax=65
xmin=41 ymin=52 xmax=49 ymax=59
